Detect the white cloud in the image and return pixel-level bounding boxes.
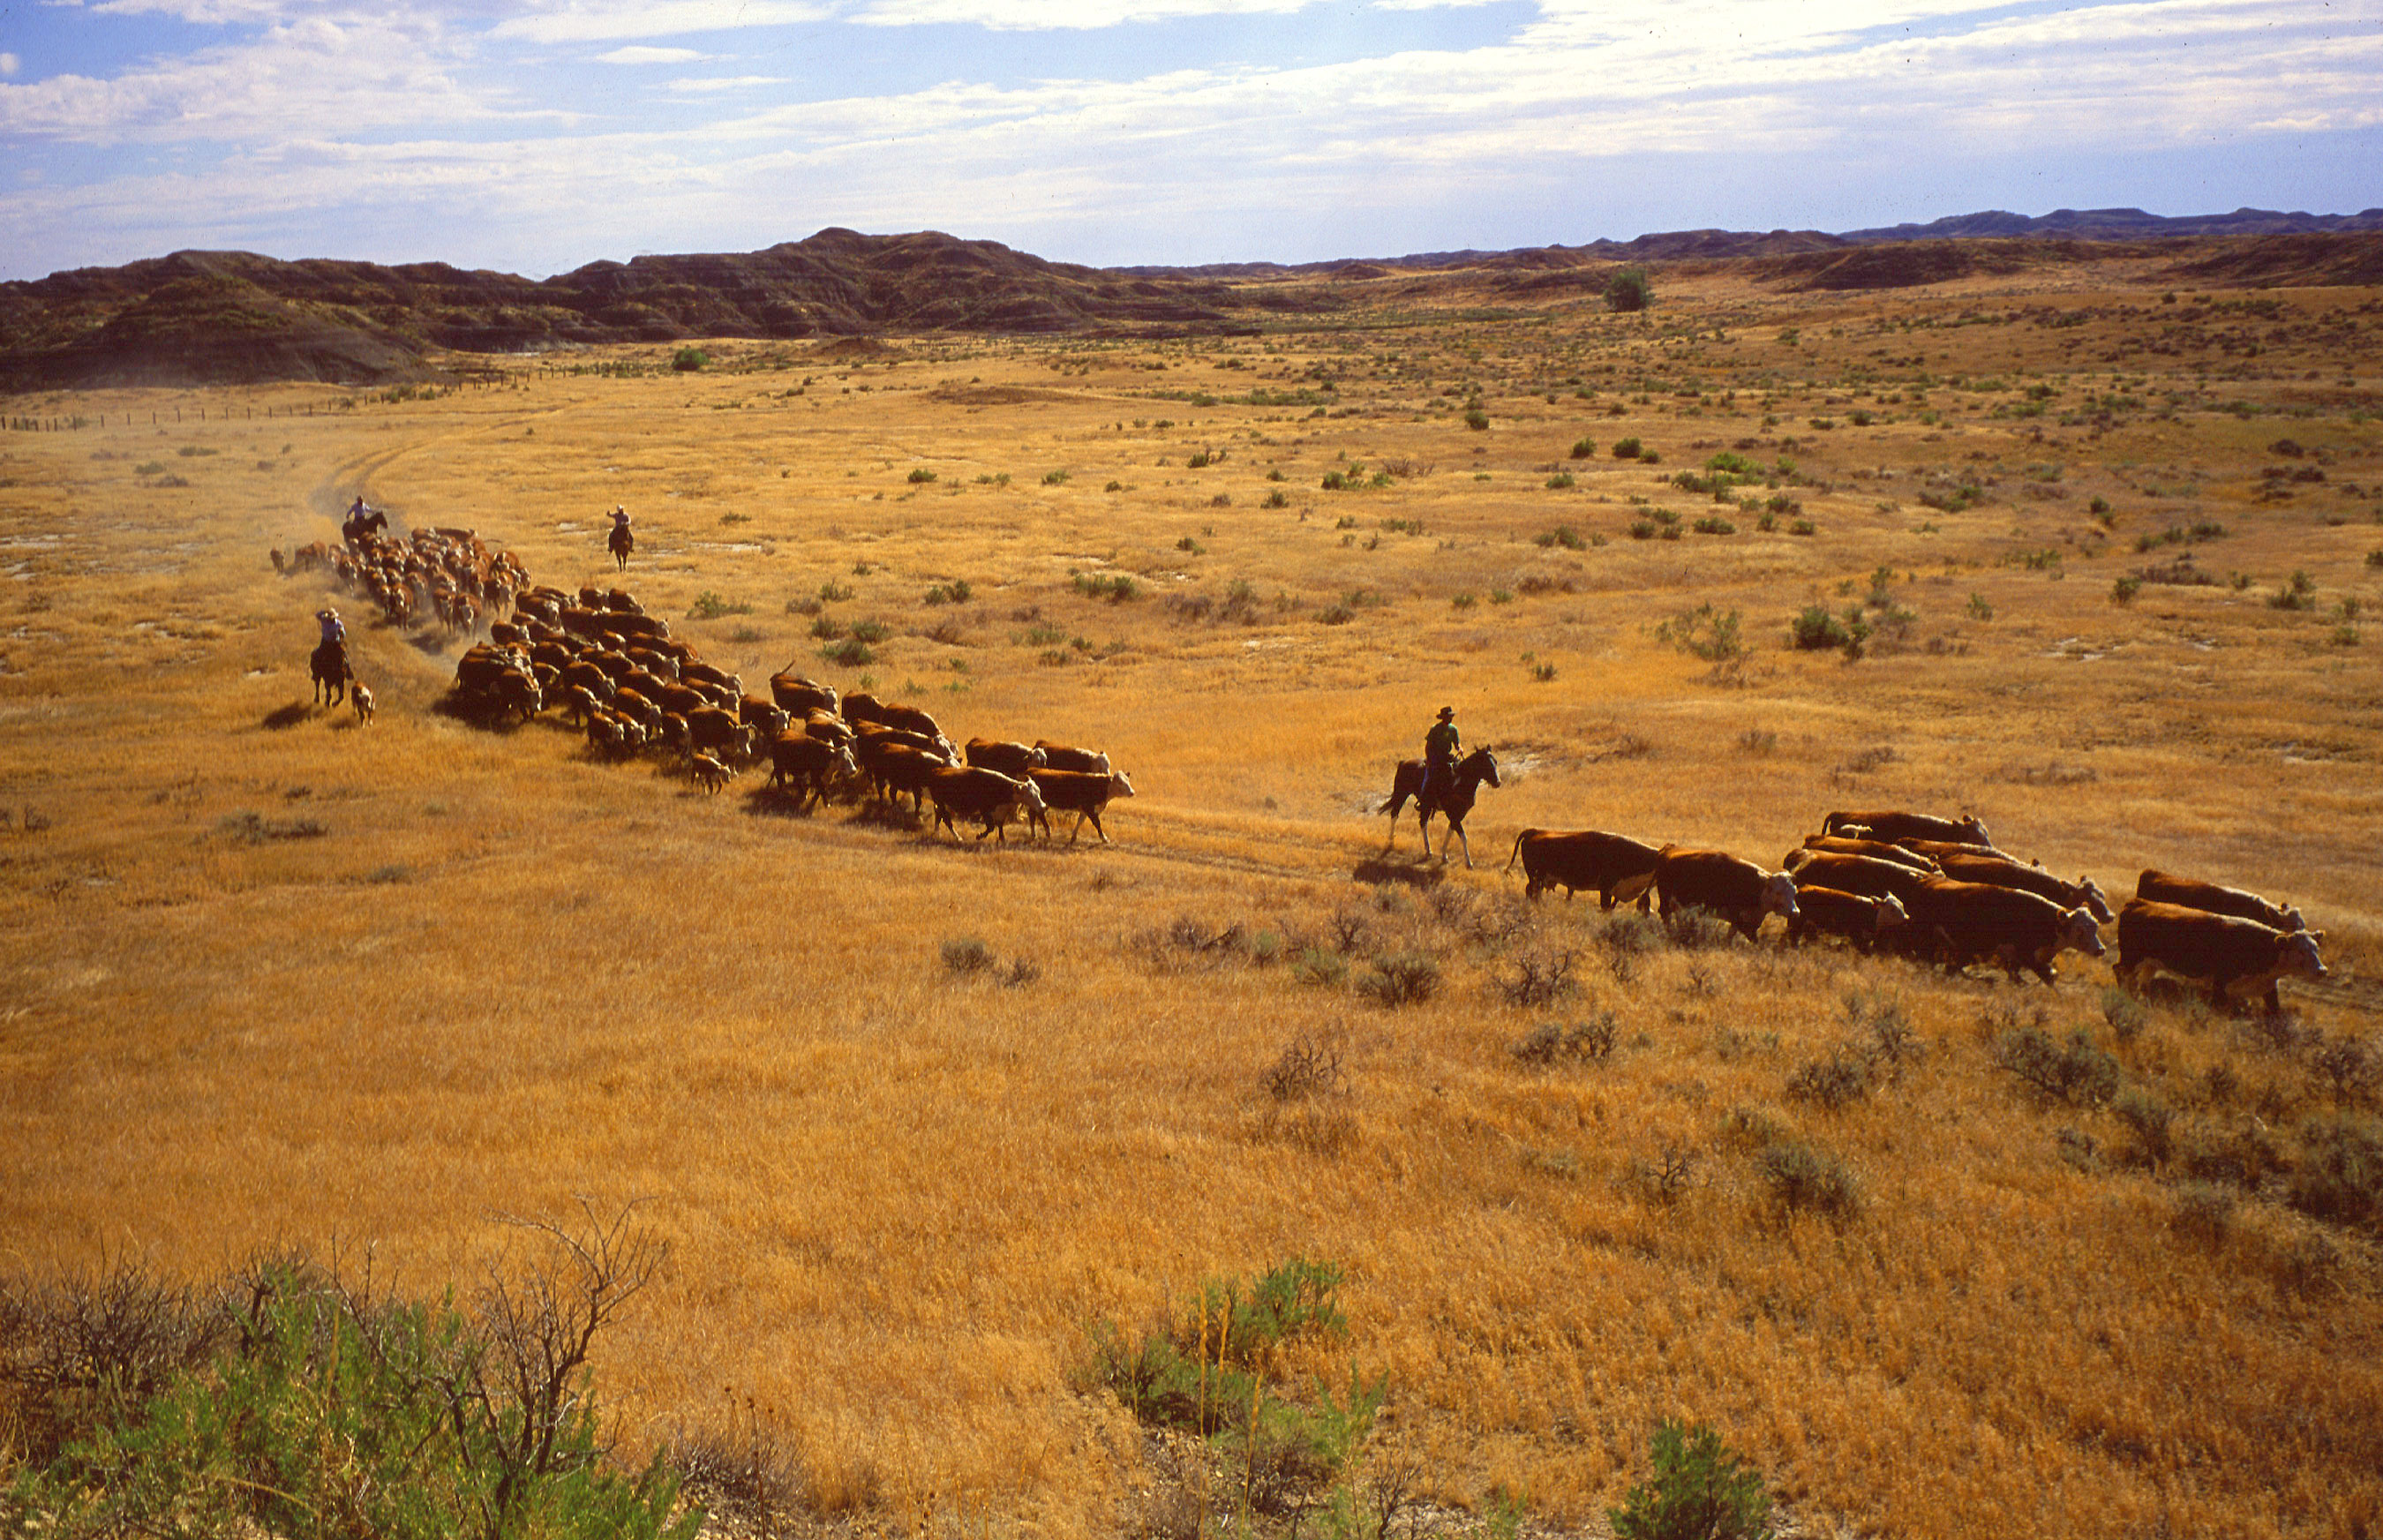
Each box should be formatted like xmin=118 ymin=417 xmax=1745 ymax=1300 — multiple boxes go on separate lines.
xmin=668 ymin=75 xmax=791 ymax=90
xmin=0 ymin=54 xmax=19 ymax=77
xmin=851 ymin=0 xmax=1314 ymax=26
xmin=598 ymin=45 xmax=710 ymax=63
xmin=492 ymin=0 xmax=831 ymax=42
xmin=0 ymin=14 xmax=509 ymax=142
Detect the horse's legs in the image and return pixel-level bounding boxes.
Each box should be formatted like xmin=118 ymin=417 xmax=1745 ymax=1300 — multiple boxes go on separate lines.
xmin=1453 ymin=821 xmax=1473 ymax=868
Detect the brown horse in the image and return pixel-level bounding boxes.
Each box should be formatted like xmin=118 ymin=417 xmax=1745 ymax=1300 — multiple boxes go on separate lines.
xmin=608 ymin=523 xmax=634 ymax=572
xmin=1381 ymin=746 xmax=1500 ymax=867
xmin=310 ymin=641 xmax=351 ymax=707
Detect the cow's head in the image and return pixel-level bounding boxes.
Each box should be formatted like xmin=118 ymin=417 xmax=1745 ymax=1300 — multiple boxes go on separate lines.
xmin=2076 ymin=877 xmax=2116 ymax=925
xmin=1760 ymin=870 xmax=1800 ymax=918
xmin=2280 ymin=904 xmax=2308 ymax=933
xmin=1026 ymin=745 xmax=1050 ymax=769
xmin=1110 ymin=771 xmax=1138 ymax=798
xmin=2279 ymin=930 xmax=2328 ymax=980
xmin=1019 ymin=778 xmax=1048 ymax=814
xmin=2061 ymin=907 xmax=2106 ymax=958
xmin=833 ymin=746 xmax=859 ymax=780
xmin=1874 ymin=892 xmax=1910 ymax=932
xmin=1959 ymin=815 xmax=1992 ymax=845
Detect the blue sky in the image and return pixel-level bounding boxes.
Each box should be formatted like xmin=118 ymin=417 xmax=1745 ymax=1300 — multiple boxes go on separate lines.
xmin=1 ymin=0 xmax=2378 ymax=282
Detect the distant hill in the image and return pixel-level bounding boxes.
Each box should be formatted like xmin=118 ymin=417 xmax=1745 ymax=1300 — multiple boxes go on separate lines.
xmin=6 ymin=209 xmax=2383 ymax=390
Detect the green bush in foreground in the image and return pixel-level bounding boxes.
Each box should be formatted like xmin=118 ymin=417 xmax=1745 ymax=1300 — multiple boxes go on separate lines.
xmin=11 ymin=1217 xmax=695 ymax=1540
xmin=1610 ymin=1418 xmax=1775 ymax=1540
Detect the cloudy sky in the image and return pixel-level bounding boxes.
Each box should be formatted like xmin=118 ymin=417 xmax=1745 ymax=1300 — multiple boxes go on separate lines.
xmin=1 ymin=0 xmax=2377 ymax=282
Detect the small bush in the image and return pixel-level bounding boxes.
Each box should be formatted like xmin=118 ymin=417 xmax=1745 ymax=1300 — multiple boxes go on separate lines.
xmin=1570 ymin=437 xmax=1597 ymax=459
xmin=2114 ymin=1087 xmax=2176 ymax=1168
xmin=2111 ymin=575 xmax=2141 ymax=605
xmin=1786 ymin=1049 xmax=1873 ymax=1110
xmin=672 ymin=347 xmax=709 ymax=372
xmin=1512 ymin=1013 xmax=1619 ymax=1068
xmin=1293 ymin=948 xmax=1349 ymax=988
xmin=688 ymin=591 xmax=751 ymax=620
xmin=820 ymin=638 xmax=875 ymax=667
xmin=1464 ymin=408 xmax=1491 ymax=431
xmin=2171 ymin=1183 xmax=2236 ymax=1249
xmin=1759 ymin=1140 xmax=1861 ymax=1221
xmin=1358 ymin=951 xmax=1441 ymax=1008
xmin=1789 ymin=604 xmax=1855 ymax=651
xmin=2287 ymin=1115 xmax=2382 ymax=1228
xmin=1612 ymin=437 xmax=1643 ymax=459
xmin=1499 ymin=950 xmax=1579 ymax=1008
xmin=1041 ymin=469 xmax=1069 ymax=485
xmin=2101 ymin=987 xmax=2148 ymax=1042
xmin=1994 ymin=1026 xmax=2119 ymax=1107
xmin=1605 ymin=266 xmax=1653 ymax=314
xmin=941 ymin=936 xmax=996 ymax=975
xmin=906 ymin=467 xmax=936 ymax=484
xmin=1545 ymin=471 xmax=1575 ymax=490
xmin=1610 ymin=1418 xmax=1773 ymax=1540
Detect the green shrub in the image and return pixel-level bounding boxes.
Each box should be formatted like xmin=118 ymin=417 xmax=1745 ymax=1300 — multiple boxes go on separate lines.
xmin=1570 ymin=437 xmax=1597 ymax=459
xmin=2111 ymin=575 xmax=2141 ymax=605
xmin=1464 ymin=408 xmax=1491 ymax=431
xmin=1610 ymin=1418 xmax=1773 ymax=1540
xmin=906 ymin=467 xmax=936 ymax=484
xmin=688 ymin=591 xmax=751 ymax=620
xmin=14 ymin=1233 xmax=694 ymax=1540
xmin=821 ymin=638 xmax=875 ymax=667
xmin=1786 ymin=1049 xmax=1873 ymax=1110
xmin=1537 ymin=525 xmax=1587 ymax=550
xmin=1789 ymin=604 xmax=1857 ymax=652
xmin=2288 ymin=1115 xmax=2382 ymax=1228
xmin=1605 ymin=266 xmax=1653 ymax=314
xmin=941 ymin=936 xmax=996 ymax=975
xmin=1653 ymin=603 xmax=1745 ymax=662
xmin=1357 ymin=951 xmax=1440 ymax=1007
xmin=1041 ymin=469 xmax=1069 ymax=485
xmin=1758 ymin=1140 xmax=1861 ymax=1220
xmin=1612 ymin=437 xmax=1643 ymax=459
xmin=1993 ymin=1026 xmax=2118 ymax=1107
xmin=1545 ymin=471 xmax=1575 ymax=490
xmin=848 ymin=618 xmax=891 ymax=643
xmin=671 ymin=347 xmax=708 ymax=372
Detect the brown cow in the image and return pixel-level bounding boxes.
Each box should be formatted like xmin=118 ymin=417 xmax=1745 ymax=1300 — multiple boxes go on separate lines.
xmin=1906 ymin=878 xmax=2104 ymax=987
xmin=350 ymin=682 xmax=376 ymax=726
xmin=1034 ymin=740 xmax=1111 ymax=775
xmin=766 ymin=732 xmax=857 ymax=811
xmin=1937 ymin=852 xmax=2115 ymax=924
xmin=1793 ymin=835 xmax=1941 ymax=874
xmin=1026 ymin=769 xmax=1136 ymax=843
xmin=966 ymin=738 xmax=1048 ymax=778
xmin=1823 ymin=809 xmax=1993 ymax=847
xmin=690 ymin=751 xmax=733 ymax=794
xmin=1650 ymin=846 xmax=1800 ymax=942
xmin=1505 ymin=830 xmax=1663 ymax=909
xmin=2136 ymin=870 xmax=2305 ymax=933
xmin=1785 ymin=886 xmax=1908 ymax=953
xmin=839 ymin=691 xmax=888 ymax=725
xmin=2118 ymin=899 xmax=2326 ymax=1013
xmin=770 ymin=671 xmax=837 ymax=716
xmin=861 ymin=741 xmax=947 ymax=813
xmin=1895 ymin=837 xmax=2018 ymax=864
xmin=1788 ymin=851 xmax=1938 ymax=909
xmin=927 ymin=766 xmax=1046 ymax=843
xmin=876 ymin=702 xmax=945 ymax=743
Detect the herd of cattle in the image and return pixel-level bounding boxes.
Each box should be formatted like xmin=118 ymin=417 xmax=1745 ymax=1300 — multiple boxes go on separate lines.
xmin=294 ymin=524 xmax=2329 ymax=1011
xmin=443 ymin=582 xmax=1135 ymax=845
xmin=1505 ymin=810 xmax=2330 ymax=1013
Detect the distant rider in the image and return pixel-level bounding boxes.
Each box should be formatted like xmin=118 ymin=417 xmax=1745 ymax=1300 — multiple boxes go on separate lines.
xmin=1420 ymin=705 xmax=1459 ymax=805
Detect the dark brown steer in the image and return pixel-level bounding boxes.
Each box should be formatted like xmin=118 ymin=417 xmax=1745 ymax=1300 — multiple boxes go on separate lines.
xmin=1785 ymin=886 xmax=1909 ymax=953
xmin=1937 ymin=852 xmax=2115 ymax=924
xmin=2118 ymin=899 xmax=2326 ymax=1013
xmin=1793 ymin=835 xmax=1941 ymax=874
xmin=1505 ymin=830 xmax=1664 ymax=909
xmin=2136 ymin=870 xmax=2305 ymax=933
xmin=1907 ymin=878 xmax=2104 ymax=987
xmin=1788 ymin=851 xmax=1939 ymax=909
xmin=928 ymin=766 xmax=1045 ymax=843
xmin=1823 ymin=809 xmax=1993 ymax=846
xmin=766 ymin=732 xmax=857 ymax=811
xmin=966 ymin=738 xmax=1049 ymax=779
xmin=1650 ymin=846 xmax=1800 ymax=942
xmin=1026 ymin=769 xmax=1136 ymax=843
xmin=1034 ymin=740 xmax=1111 ymax=775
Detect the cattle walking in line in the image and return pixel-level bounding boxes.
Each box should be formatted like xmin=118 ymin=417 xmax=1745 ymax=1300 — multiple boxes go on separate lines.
xmin=1824 ymin=808 xmax=1994 ymax=847
xmin=1906 ymin=878 xmax=2105 ymax=987
xmin=1935 ymin=852 xmax=2115 ymax=923
xmin=2118 ymin=899 xmax=2327 ymax=1013
xmin=1785 ymin=886 xmax=1908 ymax=953
xmin=1382 ymin=746 xmax=1500 ymax=867
xmin=927 ymin=767 xmax=1045 ymax=843
xmin=766 ymin=733 xmax=857 ymax=813
xmin=1034 ymin=740 xmax=1111 ymax=776
xmin=966 ymin=738 xmax=1048 ymax=779
xmin=1792 ymin=835 xmax=1942 ymax=874
xmin=1506 ymin=830 xmax=1663 ymax=909
xmin=1650 ymin=847 xmax=1801 ymax=942
xmin=1026 ymin=769 xmax=1136 ymax=844
xmin=2136 ymin=869 xmax=2306 ymax=933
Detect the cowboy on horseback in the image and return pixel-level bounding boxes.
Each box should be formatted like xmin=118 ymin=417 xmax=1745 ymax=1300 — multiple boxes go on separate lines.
xmin=1420 ymin=705 xmax=1460 ymax=806
xmin=607 ymin=505 xmax=634 ymax=571
xmin=311 ymin=608 xmax=351 ymax=706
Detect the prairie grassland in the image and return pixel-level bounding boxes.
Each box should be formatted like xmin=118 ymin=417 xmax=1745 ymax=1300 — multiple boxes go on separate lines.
xmin=2 ymin=259 xmax=2380 ymax=1538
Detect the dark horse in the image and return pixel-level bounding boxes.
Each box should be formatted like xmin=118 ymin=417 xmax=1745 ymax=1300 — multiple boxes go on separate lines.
xmin=608 ymin=523 xmax=634 ymax=572
xmin=342 ymin=509 xmax=387 ymax=545
xmin=310 ymin=640 xmax=351 ymax=707
xmin=1381 ymin=746 xmax=1500 ymax=868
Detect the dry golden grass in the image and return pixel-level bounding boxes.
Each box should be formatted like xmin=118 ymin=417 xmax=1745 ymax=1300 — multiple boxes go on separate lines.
xmin=3 ymin=259 xmax=2380 ymax=1538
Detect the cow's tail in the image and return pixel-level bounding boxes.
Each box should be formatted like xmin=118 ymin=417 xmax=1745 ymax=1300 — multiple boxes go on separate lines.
xmin=1504 ymin=829 xmax=1541 ymax=873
